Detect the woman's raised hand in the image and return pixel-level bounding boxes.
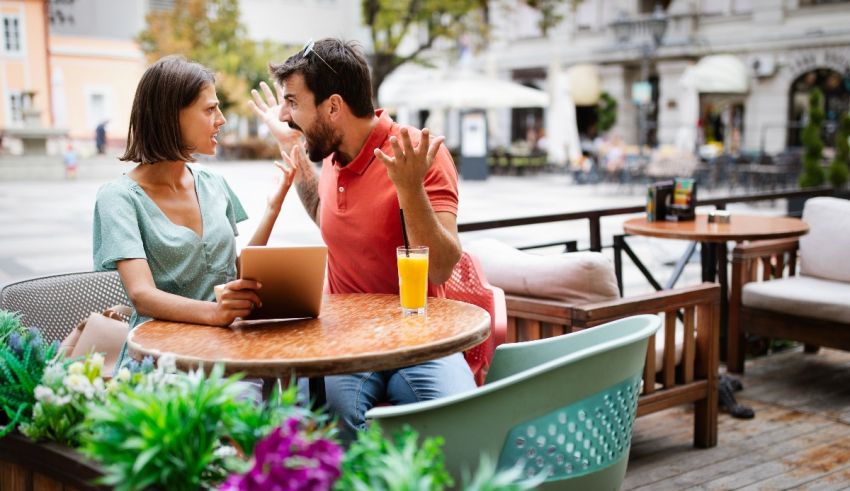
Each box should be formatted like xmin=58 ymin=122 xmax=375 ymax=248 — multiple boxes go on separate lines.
xmin=267 ymin=159 xmax=297 ymax=211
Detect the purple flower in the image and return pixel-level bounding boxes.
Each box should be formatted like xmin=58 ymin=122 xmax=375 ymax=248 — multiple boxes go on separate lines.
xmin=221 ymin=418 xmax=342 ymax=491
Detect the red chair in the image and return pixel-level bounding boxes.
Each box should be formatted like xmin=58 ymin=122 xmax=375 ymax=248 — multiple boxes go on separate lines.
xmin=445 ymin=251 xmax=507 ymax=385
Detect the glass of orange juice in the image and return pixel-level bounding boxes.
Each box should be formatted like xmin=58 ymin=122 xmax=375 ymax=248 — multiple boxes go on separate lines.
xmin=397 ymin=246 xmax=429 ymax=315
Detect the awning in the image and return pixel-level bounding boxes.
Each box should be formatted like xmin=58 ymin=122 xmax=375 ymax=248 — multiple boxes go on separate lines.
xmin=378 ymin=67 xmax=549 ymax=110
xmin=693 ymin=55 xmax=749 ymax=94
xmin=565 ymin=64 xmax=601 ymax=106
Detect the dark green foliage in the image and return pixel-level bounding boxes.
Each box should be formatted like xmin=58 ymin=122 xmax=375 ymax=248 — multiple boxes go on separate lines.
xmin=335 ymin=423 xmax=453 ymax=490
xmin=799 ymin=88 xmax=826 ymax=188
xmin=597 ymin=91 xmax=618 ymax=133
xmin=828 ymin=112 xmax=850 ymax=189
xmin=0 ymin=326 xmax=59 ymax=437
xmin=0 ymin=310 xmax=26 ymax=345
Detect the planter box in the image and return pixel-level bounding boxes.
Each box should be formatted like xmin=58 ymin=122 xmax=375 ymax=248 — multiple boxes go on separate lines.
xmin=0 ymin=432 xmax=106 ymax=490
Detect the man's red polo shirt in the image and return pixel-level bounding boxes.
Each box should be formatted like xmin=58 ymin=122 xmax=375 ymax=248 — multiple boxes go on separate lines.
xmin=318 ymin=110 xmax=459 ymax=297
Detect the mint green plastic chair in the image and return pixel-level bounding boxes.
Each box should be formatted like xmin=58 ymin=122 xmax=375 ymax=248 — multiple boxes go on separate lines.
xmin=366 ymin=315 xmax=660 ymax=490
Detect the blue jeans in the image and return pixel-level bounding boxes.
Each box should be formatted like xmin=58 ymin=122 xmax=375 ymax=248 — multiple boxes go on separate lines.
xmin=324 ymin=353 xmax=476 ymax=443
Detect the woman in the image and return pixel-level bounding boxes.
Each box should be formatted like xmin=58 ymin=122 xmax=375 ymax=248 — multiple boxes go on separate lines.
xmin=93 ymin=55 xmax=296 ymax=370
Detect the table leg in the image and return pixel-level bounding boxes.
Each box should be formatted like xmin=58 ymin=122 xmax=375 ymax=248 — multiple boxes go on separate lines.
xmin=700 ymin=241 xmax=717 ymax=282
xmin=717 ymin=241 xmax=730 ymax=360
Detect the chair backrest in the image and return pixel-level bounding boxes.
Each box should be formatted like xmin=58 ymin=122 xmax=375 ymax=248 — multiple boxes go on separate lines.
xmin=445 ymin=251 xmax=507 ymax=385
xmin=800 ymin=197 xmax=850 ymax=283
xmin=0 ymin=271 xmax=129 ymax=344
xmin=366 ymin=315 xmax=660 ymax=490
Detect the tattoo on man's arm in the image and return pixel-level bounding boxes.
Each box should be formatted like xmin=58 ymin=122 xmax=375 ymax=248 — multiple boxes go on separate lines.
xmin=296 ymin=177 xmax=320 ymax=224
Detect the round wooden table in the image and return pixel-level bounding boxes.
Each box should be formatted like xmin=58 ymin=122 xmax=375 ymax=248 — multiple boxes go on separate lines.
xmin=622 ymin=213 xmax=809 ymax=362
xmin=623 ymin=214 xmax=809 ymax=244
xmin=127 ymin=293 xmax=491 ymax=379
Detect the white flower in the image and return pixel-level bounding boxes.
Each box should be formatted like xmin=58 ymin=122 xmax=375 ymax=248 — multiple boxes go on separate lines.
xmin=213 ymin=445 xmax=237 ymax=458
xmin=158 ymin=353 xmax=177 ymax=373
xmin=106 ymin=379 xmax=120 ymax=392
xmin=42 ymin=363 xmax=65 ymax=387
xmin=89 ymin=352 xmax=105 ymax=371
xmin=116 ymin=367 xmax=131 ymax=382
xmin=64 ymin=373 xmax=95 ymax=399
xmin=34 ymin=385 xmax=56 ymax=404
xmin=68 ymin=361 xmax=85 ymax=376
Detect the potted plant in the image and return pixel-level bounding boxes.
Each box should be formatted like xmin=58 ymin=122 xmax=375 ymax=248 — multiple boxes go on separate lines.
xmin=791 ymin=88 xmax=827 ymax=214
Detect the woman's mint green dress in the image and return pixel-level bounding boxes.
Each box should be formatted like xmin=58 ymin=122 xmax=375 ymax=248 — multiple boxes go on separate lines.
xmin=92 ymin=164 xmax=248 ymax=369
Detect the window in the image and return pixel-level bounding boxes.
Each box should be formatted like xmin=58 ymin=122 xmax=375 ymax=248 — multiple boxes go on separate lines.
xmin=8 ymin=93 xmax=23 ymax=124
xmin=3 ymin=15 xmax=21 ymax=53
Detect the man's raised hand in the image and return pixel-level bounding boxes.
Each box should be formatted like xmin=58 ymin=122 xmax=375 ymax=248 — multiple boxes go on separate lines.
xmin=374 ymin=128 xmax=444 ymax=192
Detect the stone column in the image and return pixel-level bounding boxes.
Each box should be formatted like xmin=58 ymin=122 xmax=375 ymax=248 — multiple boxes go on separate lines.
xmin=656 ymin=60 xmax=692 ymax=147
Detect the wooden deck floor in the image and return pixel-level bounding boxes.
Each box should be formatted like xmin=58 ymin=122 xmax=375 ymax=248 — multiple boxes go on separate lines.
xmin=625 ymin=348 xmax=850 ymax=490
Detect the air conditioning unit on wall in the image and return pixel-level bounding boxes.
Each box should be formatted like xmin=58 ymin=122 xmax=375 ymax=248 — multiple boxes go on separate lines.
xmin=751 ymin=54 xmax=777 ymax=78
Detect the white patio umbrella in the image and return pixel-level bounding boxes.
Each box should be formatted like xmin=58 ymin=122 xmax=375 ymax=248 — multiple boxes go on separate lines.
xmin=379 ymin=68 xmax=549 ymax=111
xmin=675 ymin=66 xmax=699 ymax=154
xmin=545 ymin=66 xmax=582 ymax=167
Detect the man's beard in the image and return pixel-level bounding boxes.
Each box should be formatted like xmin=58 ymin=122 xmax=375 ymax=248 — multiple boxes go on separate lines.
xmin=304 ymin=115 xmax=340 ymax=162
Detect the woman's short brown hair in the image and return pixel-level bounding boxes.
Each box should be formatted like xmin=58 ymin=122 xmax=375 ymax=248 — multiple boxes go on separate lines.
xmin=120 ymin=55 xmax=215 ymax=164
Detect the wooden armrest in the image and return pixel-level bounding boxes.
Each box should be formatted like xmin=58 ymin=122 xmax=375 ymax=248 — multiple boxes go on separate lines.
xmin=572 ymin=283 xmax=720 ymax=325
xmin=733 ymin=238 xmax=798 ymax=261
xmin=504 ymin=295 xmax=572 ymax=324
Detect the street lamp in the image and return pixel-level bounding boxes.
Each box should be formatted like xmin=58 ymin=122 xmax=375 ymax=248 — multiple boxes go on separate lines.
xmin=609 ymin=5 xmax=668 ymax=156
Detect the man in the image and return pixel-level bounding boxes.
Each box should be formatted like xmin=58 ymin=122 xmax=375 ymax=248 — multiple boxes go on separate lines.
xmin=249 ymin=38 xmax=475 ymax=441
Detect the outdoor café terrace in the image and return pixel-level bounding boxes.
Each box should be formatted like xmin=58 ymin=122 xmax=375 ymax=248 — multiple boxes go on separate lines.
xmin=1 ymin=179 xmax=849 ymax=490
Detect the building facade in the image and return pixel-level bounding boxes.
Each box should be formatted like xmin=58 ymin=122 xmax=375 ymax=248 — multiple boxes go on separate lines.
xmin=0 ymin=0 xmax=362 ymax=155
xmin=482 ymin=0 xmax=850 ymax=155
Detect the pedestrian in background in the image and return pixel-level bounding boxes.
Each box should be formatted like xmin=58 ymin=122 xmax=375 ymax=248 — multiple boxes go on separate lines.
xmin=95 ymin=120 xmax=108 ymax=154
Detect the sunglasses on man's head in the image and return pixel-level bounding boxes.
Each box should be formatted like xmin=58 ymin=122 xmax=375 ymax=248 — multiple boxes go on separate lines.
xmin=303 ymin=39 xmax=337 ymax=74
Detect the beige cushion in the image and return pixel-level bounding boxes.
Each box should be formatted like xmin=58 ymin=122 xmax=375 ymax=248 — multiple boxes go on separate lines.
xmin=67 ymin=311 xmax=130 ymax=375
xmin=742 ymin=275 xmax=850 ymax=325
xmin=800 ymin=197 xmax=850 ymax=283
xmin=464 ymin=238 xmax=620 ymax=305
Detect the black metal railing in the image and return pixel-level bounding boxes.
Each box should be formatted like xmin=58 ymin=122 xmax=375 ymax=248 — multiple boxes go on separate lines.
xmin=458 ymin=187 xmax=833 ymax=252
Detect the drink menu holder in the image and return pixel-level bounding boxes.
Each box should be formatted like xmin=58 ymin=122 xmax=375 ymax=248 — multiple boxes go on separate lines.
xmin=646 ymin=177 xmax=696 ymax=222
xmin=666 ymin=178 xmax=697 ymax=221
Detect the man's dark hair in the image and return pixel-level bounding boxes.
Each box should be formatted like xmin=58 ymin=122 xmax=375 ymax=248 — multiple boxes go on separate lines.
xmin=270 ymin=39 xmax=374 ymax=118
xmin=120 ymin=55 xmax=215 ymax=164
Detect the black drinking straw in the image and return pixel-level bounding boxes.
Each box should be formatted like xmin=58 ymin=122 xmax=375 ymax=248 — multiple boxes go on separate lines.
xmin=399 ymin=209 xmax=410 ymax=257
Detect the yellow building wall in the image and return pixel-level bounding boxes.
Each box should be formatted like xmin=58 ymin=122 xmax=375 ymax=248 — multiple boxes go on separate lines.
xmin=49 ymin=35 xmax=145 ymax=146
xmin=0 ymin=0 xmax=51 ymax=130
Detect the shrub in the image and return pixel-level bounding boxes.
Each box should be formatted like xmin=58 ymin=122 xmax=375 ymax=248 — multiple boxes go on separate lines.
xmin=597 ymin=91 xmax=618 ymax=134
xmin=335 ymin=423 xmax=453 ymax=491
xmin=80 ymin=363 xmax=250 ymax=491
xmin=0 ymin=326 xmax=59 ymax=437
xmin=828 ymin=112 xmax=850 ymax=189
xmin=21 ymin=354 xmax=111 ymax=446
xmin=799 ymin=88 xmax=826 ymax=188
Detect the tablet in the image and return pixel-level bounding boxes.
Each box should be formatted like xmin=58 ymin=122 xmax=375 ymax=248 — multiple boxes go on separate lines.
xmin=239 ymin=246 xmax=327 ymax=320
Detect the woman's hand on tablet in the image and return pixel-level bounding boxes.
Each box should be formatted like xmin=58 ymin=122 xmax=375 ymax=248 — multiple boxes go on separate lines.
xmin=210 ymin=279 xmax=263 ymax=326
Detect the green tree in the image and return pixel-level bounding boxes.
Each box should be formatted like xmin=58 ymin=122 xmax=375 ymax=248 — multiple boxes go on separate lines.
xmin=364 ymin=0 xmax=576 ymax=101
xmin=798 ymin=88 xmax=826 ymax=188
xmin=137 ymin=0 xmax=294 ymax=115
xmin=828 ymin=112 xmax=850 ymax=189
